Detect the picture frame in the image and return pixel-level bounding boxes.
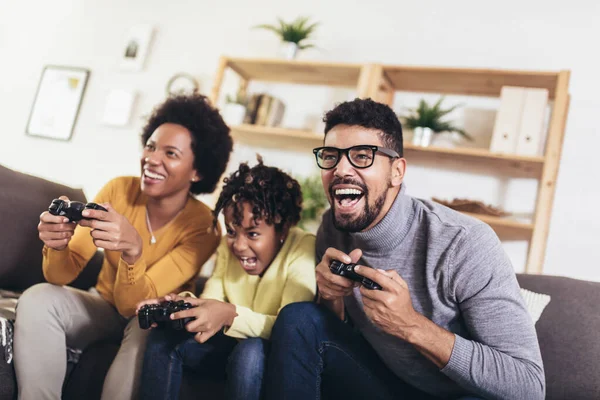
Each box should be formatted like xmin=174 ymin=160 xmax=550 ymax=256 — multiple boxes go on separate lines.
xmin=120 ymin=25 xmax=154 ymax=71
xmin=26 ymin=65 xmax=90 ymax=141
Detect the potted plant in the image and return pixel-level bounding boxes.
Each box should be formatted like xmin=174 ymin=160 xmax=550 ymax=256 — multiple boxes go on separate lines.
xmin=255 ymin=16 xmax=319 ymax=59
xmin=297 ymin=174 xmax=329 ymax=234
xmin=403 ymin=97 xmax=472 ymax=147
xmin=222 ymin=92 xmax=247 ymax=126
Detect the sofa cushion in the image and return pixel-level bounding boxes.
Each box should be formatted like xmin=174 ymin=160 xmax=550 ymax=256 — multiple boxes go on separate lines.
xmin=0 ymin=164 xmax=100 ymax=292
xmin=517 ymin=273 xmax=600 ymax=400
xmin=0 ymin=333 xmax=16 ymax=400
xmin=520 ymin=288 xmax=551 ymax=323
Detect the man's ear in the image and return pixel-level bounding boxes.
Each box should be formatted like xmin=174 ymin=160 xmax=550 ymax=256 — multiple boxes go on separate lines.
xmin=391 ymin=158 xmax=406 ymax=187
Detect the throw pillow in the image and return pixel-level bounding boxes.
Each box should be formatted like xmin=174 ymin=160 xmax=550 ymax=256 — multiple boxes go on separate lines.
xmin=520 ymin=288 xmax=551 ymax=324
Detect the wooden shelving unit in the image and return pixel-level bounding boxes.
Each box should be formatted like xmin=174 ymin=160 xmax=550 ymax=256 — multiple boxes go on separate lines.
xmin=210 ymin=56 xmax=570 ymax=274
xmin=461 ymin=213 xmax=534 ymax=240
xmin=210 ymin=57 xmax=376 ymax=107
xmin=230 ymin=124 xmax=322 ymax=142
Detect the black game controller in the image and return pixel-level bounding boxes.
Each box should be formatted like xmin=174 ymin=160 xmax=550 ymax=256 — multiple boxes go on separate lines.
xmin=138 ymin=300 xmax=195 ymax=330
xmin=329 ymin=260 xmax=383 ymax=290
xmin=48 ymin=199 xmax=107 ymax=222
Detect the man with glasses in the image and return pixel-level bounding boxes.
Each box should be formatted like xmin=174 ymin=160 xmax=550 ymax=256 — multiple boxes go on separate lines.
xmin=265 ymin=98 xmax=544 ymax=400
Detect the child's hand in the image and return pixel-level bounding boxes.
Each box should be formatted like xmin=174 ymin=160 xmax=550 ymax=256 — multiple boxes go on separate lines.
xmin=170 ymin=299 xmax=237 ymax=343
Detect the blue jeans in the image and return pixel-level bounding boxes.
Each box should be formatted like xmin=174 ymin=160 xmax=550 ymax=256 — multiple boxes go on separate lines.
xmin=140 ymin=328 xmax=269 ymax=400
xmin=265 ymin=302 xmax=482 ymax=400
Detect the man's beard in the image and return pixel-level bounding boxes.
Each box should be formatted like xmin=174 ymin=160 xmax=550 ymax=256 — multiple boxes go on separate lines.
xmin=330 ymin=177 xmax=388 ymax=232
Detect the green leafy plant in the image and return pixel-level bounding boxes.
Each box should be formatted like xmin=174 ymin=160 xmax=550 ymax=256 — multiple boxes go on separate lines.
xmin=403 ymin=97 xmax=473 ymax=140
xmin=297 ymin=174 xmax=329 ymax=231
xmin=255 ymin=16 xmax=319 ymax=49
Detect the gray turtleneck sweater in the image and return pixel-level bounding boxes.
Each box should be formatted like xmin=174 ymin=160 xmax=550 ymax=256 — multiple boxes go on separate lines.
xmin=316 ymin=185 xmax=545 ymax=400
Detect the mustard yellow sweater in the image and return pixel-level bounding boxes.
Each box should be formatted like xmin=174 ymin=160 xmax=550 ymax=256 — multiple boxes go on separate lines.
xmin=200 ymin=227 xmax=316 ymax=340
xmin=43 ymin=176 xmax=220 ymax=317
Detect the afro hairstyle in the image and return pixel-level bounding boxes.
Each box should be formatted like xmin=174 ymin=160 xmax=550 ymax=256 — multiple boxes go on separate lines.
xmin=140 ymin=93 xmax=233 ymax=195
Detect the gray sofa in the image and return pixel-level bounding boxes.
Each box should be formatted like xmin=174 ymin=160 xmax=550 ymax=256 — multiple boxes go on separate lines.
xmin=1 ymin=163 xmax=599 ymax=400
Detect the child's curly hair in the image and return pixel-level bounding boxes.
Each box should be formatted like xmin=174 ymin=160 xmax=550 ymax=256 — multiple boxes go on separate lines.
xmin=214 ymin=155 xmax=303 ymax=231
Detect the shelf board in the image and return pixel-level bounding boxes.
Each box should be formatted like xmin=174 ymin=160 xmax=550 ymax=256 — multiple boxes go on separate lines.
xmin=461 ymin=212 xmax=534 ymax=240
xmin=404 ymin=143 xmax=545 ymax=178
xmin=383 ymin=65 xmax=561 ymax=99
xmin=231 ymin=124 xmax=322 ymax=141
xmin=226 ymin=57 xmax=363 ymax=87
xmin=230 ymin=124 xmax=323 ymax=149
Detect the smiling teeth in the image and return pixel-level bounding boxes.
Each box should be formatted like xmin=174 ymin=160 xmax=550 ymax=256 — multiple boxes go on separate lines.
xmin=240 ymin=257 xmax=256 ymax=266
xmin=335 ymin=188 xmax=362 ymax=195
xmin=145 ymin=171 xmax=165 ymax=180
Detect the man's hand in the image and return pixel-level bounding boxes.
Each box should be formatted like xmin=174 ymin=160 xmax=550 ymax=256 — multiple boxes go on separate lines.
xmin=316 ymin=248 xmax=363 ymax=300
xmin=355 ymin=266 xmax=420 ymax=341
xmin=170 ymin=299 xmax=237 ymax=343
xmin=315 ymin=247 xmax=363 ymax=319
xmin=78 ymin=204 xmax=143 ymax=264
xmin=357 ymin=266 xmax=455 ymax=368
xmin=38 ymin=195 xmax=77 ymax=250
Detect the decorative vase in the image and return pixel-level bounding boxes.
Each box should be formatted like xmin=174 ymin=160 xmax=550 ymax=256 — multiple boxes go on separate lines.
xmin=278 ymin=41 xmax=299 ymax=60
xmin=412 ymin=127 xmax=434 ymax=147
xmin=222 ymin=103 xmax=246 ymax=126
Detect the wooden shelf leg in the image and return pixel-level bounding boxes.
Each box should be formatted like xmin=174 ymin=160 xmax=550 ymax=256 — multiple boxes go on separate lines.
xmin=209 ymin=56 xmax=228 ymax=105
xmin=526 ymin=71 xmax=571 ymax=274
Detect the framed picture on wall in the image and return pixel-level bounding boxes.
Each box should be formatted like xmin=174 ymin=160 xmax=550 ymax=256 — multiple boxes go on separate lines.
xmin=26 ymin=65 xmax=90 ymax=141
xmin=119 ymin=24 xmax=154 ymax=71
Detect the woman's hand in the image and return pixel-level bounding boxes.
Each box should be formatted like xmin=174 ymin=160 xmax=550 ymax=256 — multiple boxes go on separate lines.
xmin=170 ymin=299 xmax=237 ymax=343
xmin=79 ymin=204 xmax=143 ymax=264
xmin=38 ymin=196 xmax=77 ymax=250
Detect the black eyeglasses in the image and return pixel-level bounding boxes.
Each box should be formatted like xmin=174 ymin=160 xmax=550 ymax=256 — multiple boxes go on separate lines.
xmin=312 ymin=145 xmax=400 ymax=170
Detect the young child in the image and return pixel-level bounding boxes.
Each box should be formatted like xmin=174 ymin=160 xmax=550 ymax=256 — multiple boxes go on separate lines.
xmin=138 ymin=157 xmax=317 ymax=400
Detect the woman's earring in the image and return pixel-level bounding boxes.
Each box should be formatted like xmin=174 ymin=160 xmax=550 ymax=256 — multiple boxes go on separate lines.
xmin=280 ymin=237 xmax=285 ymax=244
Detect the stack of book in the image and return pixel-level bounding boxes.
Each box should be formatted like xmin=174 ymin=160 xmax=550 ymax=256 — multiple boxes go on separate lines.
xmin=489 ymin=86 xmax=550 ymax=157
xmin=244 ymin=93 xmax=286 ymax=127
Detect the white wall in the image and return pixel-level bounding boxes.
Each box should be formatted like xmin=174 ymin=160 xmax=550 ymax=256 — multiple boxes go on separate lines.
xmin=1 ymin=0 xmax=598 ymax=280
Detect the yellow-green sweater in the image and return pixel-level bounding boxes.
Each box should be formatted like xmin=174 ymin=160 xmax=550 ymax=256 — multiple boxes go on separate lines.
xmin=200 ymin=227 xmax=316 ymax=340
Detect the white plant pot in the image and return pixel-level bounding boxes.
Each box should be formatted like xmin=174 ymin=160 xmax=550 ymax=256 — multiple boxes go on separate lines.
xmin=412 ymin=127 xmax=434 ymax=147
xmin=278 ymin=41 xmax=299 ymax=60
xmin=222 ymin=103 xmax=246 ymax=126
xmin=410 ymin=128 xmax=421 ymax=146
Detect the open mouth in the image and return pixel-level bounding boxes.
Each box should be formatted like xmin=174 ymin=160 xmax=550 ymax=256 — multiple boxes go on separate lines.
xmin=143 ymin=170 xmax=166 ymax=184
xmin=238 ymin=256 xmax=258 ymax=270
xmin=333 ymin=188 xmax=365 ymax=211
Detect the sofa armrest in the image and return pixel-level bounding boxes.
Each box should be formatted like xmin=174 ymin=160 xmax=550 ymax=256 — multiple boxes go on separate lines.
xmin=517 ymin=273 xmax=600 ymax=400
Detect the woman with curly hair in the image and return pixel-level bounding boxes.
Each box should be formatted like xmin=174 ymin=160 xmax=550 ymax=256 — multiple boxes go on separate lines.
xmin=138 ymin=156 xmax=317 ymax=400
xmin=14 ymin=93 xmax=233 ymax=400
